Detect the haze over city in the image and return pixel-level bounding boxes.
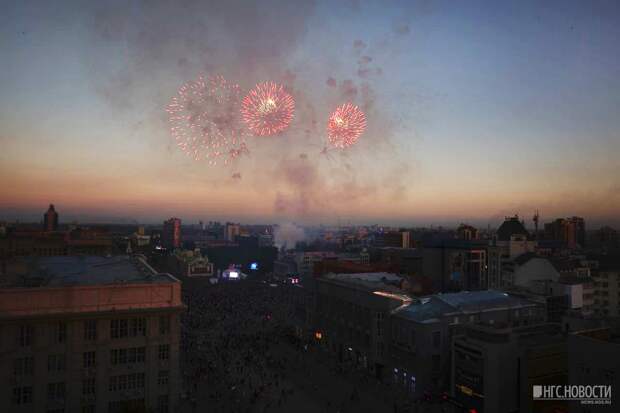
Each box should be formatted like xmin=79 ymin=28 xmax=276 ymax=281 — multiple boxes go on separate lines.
xmin=1 ymin=0 xmax=619 ymax=227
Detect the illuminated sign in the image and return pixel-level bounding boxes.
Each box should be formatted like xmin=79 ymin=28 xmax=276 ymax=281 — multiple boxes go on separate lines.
xmin=229 ymin=271 xmax=239 ymax=279
xmin=250 ymin=262 xmax=258 ymax=270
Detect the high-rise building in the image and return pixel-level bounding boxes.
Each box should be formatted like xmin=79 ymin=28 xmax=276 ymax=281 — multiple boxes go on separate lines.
xmin=0 ymin=255 xmax=182 ymax=413
xmin=544 ymin=217 xmax=586 ymax=249
xmin=43 ymin=204 xmax=59 ymax=232
xmin=162 ymin=218 xmax=181 ymax=250
xmin=224 ymin=222 xmax=241 ymax=242
xmin=457 ymin=223 xmax=479 ymax=240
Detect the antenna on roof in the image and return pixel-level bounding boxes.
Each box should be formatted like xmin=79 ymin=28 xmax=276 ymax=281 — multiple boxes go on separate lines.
xmin=532 ymin=210 xmax=540 ymax=240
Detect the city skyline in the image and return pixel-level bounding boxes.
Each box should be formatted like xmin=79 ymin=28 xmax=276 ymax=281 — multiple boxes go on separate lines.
xmin=1 ymin=0 xmax=619 ymax=226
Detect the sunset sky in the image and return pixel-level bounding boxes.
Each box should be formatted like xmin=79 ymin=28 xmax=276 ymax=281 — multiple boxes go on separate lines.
xmin=1 ymin=0 xmax=619 ymax=227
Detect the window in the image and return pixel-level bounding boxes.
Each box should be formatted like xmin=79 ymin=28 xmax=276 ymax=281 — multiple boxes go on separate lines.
xmin=128 ymin=347 xmax=145 ymax=363
xmin=159 ymin=316 xmax=170 ymax=335
xmin=432 ymin=331 xmax=441 ymax=348
xmin=52 ymin=322 xmax=67 ymax=344
xmin=111 ymin=319 xmax=127 ymax=338
xmin=18 ymin=325 xmax=34 ymax=347
xmin=109 ymin=373 xmax=145 ymax=392
xmin=82 ymin=405 xmax=95 ymax=413
xmin=14 ymin=357 xmax=34 ymax=376
xmin=158 ymin=344 xmax=170 ymax=360
xmin=111 ymin=348 xmax=125 ymax=365
xmin=48 ymin=382 xmax=66 ymax=401
xmin=130 ymin=318 xmax=146 ymax=337
xmin=432 ymin=354 xmax=441 ymax=372
xmin=158 ymin=395 xmax=169 ymax=413
xmin=12 ymin=386 xmax=33 ymax=405
xmin=111 ymin=347 xmax=145 ymax=365
xmin=158 ymin=370 xmax=169 ymax=386
xmin=109 ymin=399 xmax=145 ymax=413
xmin=48 ymin=354 xmax=66 ymax=372
xmin=376 ymin=313 xmax=384 ymax=337
xmin=83 ymin=351 xmax=96 ymax=368
xmin=82 ymin=378 xmax=96 ymax=396
xmin=84 ymin=320 xmax=97 ymax=341
xmin=111 ymin=318 xmax=145 ymax=338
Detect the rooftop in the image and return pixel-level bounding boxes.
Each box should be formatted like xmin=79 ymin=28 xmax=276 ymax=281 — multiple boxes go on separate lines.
xmin=497 ymin=216 xmax=529 ymax=241
xmin=1 ymin=255 xmax=175 ymax=288
xmin=322 ymin=272 xmax=406 ymax=293
xmin=395 ymin=290 xmax=538 ymax=323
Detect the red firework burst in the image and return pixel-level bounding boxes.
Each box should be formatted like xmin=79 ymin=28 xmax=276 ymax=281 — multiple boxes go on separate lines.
xmin=166 ymin=74 xmax=248 ymax=165
xmin=241 ymin=82 xmax=295 ymax=136
xmin=327 ymin=103 xmax=367 ymax=149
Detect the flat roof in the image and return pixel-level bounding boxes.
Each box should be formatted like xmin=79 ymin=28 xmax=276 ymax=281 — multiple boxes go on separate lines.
xmin=321 ymin=272 xmax=407 ymax=295
xmin=395 ymin=290 xmax=539 ymax=323
xmin=2 ymin=255 xmax=176 ymax=288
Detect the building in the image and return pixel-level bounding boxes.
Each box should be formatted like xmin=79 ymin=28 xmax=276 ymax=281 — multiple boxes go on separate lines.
xmin=174 ymin=249 xmax=214 ymax=277
xmin=312 ymin=273 xmax=412 ymax=381
xmin=567 ymin=328 xmax=619 ymax=413
xmin=451 ymin=323 xmax=567 ymax=413
xmin=295 ymin=251 xmax=338 ymax=278
xmin=544 ymin=217 xmax=586 ymax=249
xmin=389 ymin=290 xmax=544 ymax=399
xmin=376 ymin=247 xmax=423 ymax=276
xmin=502 ymin=253 xmax=560 ymax=289
xmin=224 ymin=222 xmax=241 ymax=243
xmin=494 ymin=216 xmax=537 ymax=259
xmin=456 ymin=224 xmax=479 ymax=241
xmin=421 ymin=240 xmax=488 ymax=292
xmin=590 ymin=255 xmax=620 ymax=318
xmin=487 ymin=216 xmax=537 ymax=290
xmin=43 ymin=204 xmax=59 ymax=232
xmin=0 ymin=255 xmax=183 ymax=413
xmin=0 ymin=228 xmax=115 ymax=258
xmin=374 ymin=230 xmax=412 ymax=249
xmin=162 ymin=218 xmax=181 ymax=250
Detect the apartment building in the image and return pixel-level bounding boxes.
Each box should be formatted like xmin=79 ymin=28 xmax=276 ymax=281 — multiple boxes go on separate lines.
xmin=0 ymin=255 xmax=183 ymax=413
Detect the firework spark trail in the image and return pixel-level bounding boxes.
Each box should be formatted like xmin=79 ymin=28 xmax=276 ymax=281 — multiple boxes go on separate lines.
xmin=326 ymin=103 xmax=367 ymax=149
xmin=241 ymin=82 xmax=295 ymax=136
xmin=166 ymin=74 xmax=248 ymax=165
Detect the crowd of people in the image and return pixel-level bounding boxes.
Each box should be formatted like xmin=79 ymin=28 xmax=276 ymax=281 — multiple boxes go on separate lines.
xmin=178 ymin=277 xmax=448 ymax=413
xmin=180 ymin=279 xmax=301 ymax=412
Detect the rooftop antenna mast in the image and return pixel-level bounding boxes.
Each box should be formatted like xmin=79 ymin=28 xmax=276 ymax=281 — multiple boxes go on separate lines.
xmin=532 ymin=210 xmax=540 ymax=239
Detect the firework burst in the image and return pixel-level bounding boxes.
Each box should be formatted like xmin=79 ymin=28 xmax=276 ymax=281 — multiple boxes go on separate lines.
xmin=326 ymin=103 xmax=367 ymax=149
xmin=241 ymin=82 xmax=295 ymax=136
xmin=166 ymin=74 xmax=248 ymax=165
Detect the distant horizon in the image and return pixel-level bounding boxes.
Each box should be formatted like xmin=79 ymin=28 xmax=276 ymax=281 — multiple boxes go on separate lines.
xmin=1 ymin=204 xmax=617 ymax=231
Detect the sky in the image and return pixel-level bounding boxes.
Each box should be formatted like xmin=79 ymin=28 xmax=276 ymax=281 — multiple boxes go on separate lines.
xmin=1 ymin=0 xmax=619 ymax=228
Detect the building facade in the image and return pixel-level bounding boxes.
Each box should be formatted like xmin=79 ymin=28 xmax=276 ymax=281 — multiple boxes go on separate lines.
xmin=451 ymin=323 xmax=567 ymax=413
xmin=43 ymin=204 xmax=59 ymax=232
xmin=162 ymin=218 xmax=182 ymax=250
xmin=0 ymin=255 xmax=183 ymax=413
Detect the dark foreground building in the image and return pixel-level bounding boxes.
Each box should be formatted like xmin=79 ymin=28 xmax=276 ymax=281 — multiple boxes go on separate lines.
xmin=0 ymin=255 xmax=183 ymax=413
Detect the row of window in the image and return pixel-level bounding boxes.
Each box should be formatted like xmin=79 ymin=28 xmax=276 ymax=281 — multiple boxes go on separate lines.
xmin=108 ymin=396 xmax=168 ymax=413
xmin=13 ymin=316 xmax=171 ymax=347
xmin=111 ymin=347 xmax=146 ymax=365
xmin=109 ymin=373 xmax=145 ymax=392
xmin=13 ymin=385 xmax=170 ymax=412
xmin=12 ymin=345 xmax=169 ymax=376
